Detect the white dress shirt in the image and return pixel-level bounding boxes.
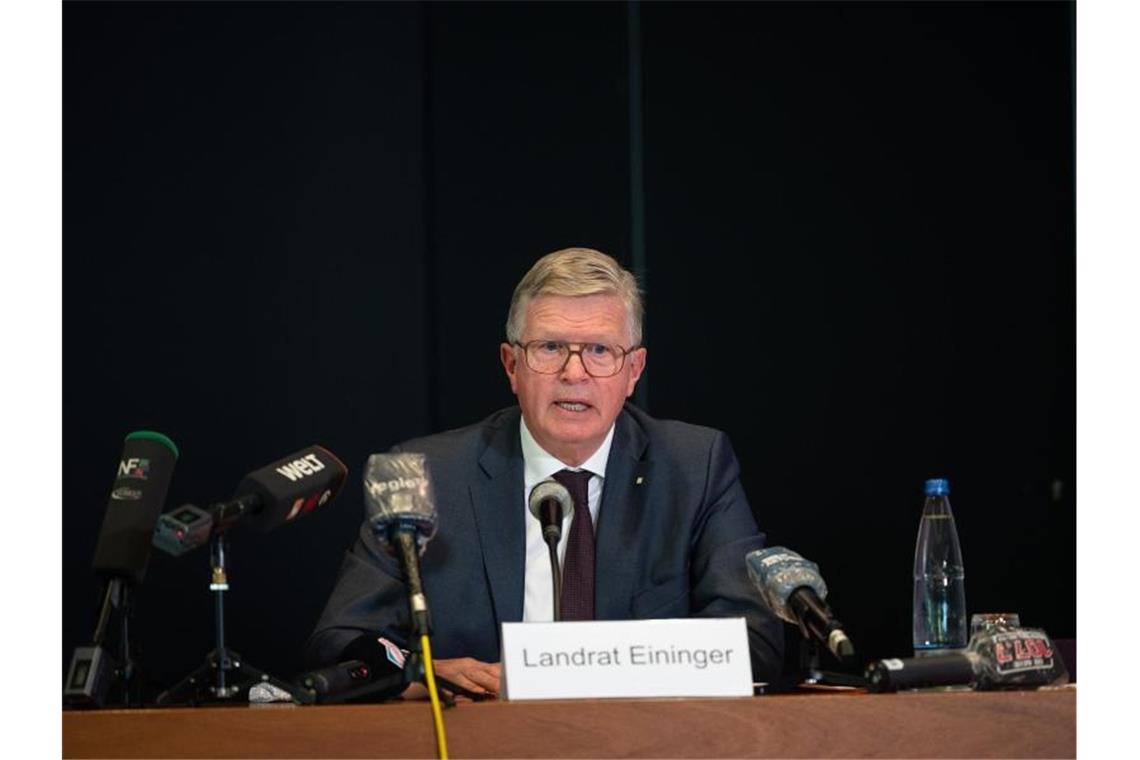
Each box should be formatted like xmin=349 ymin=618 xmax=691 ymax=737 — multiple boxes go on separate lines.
xmin=520 ymin=417 xmax=615 ymax=622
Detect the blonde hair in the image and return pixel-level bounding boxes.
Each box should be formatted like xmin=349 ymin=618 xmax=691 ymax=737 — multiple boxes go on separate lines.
xmin=505 ymin=247 xmax=644 ymax=345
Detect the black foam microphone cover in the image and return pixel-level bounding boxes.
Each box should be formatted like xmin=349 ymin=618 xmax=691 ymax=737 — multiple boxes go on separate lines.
xmin=528 ymin=478 xmax=573 ymax=543
xmin=338 ymin=634 xmax=409 ymax=700
xmin=342 ymin=635 xmax=404 ymax=676
xmin=298 ymin=660 xmax=374 ymax=702
xmin=236 ymin=445 xmax=347 ymax=532
xmin=91 ymin=431 xmax=179 ymax=585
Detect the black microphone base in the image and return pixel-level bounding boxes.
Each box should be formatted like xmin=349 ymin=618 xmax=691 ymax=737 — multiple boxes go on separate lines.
xmin=156 ymin=649 xmax=308 ymax=706
xmin=64 ymin=580 xmax=138 ymax=708
xmin=795 ymin=637 xmax=866 ymax=689
xmin=64 ymin=645 xmax=118 ymax=708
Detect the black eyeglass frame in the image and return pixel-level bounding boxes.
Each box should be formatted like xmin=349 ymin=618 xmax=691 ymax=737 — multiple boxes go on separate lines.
xmin=512 ymin=340 xmax=642 ymax=378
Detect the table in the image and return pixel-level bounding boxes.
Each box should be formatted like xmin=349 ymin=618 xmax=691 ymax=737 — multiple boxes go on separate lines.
xmin=63 ymin=688 xmax=1076 ymax=758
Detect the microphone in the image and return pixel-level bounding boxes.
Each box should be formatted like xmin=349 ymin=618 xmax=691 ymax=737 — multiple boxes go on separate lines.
xmin=330 ymin=633 xmax=486 ymax=702
xmin=221 ymin=444 xmax=348 ymax=532
xmin=865 ymin=652 xmax=979 ymax=692
xmin=299 ymin=660 xmax=373 ymax=700
xmin=364 ymin=453 xmax=438 ymax=636
xmin=364 ymin=452 xmax=438 ymax=549
xmin=529 ymin=479 xmax=572 ymax=544
xmin=152 ymin=445 xmax=347 ymax=555
xmin=92 ymin=431 xmax=180 ymax=585
xmin=295 ymin=634 xmax=410 ymax=704
xmin=68 ymin=430 xmax=179 ymax=707
xmin=865 ymin=626 xmax=1069 ymax=692
xmin=745 ymin=546 xmax=856 ymax=663
xmin=528 ymin=479 xmax=573 ymax=621
xmin=297 ymin=632 xmax=485 ymax=704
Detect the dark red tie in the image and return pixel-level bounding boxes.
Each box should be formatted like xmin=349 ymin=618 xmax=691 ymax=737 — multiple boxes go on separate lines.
xmin=553 ymin=469 xmax=594 ymax=620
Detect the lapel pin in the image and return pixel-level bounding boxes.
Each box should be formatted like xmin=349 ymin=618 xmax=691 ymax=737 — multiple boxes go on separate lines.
xmin=635 ymin=476 xmax=644 ymax=485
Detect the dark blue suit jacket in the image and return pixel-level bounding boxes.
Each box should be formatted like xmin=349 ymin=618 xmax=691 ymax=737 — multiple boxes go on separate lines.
xmin=307 ymin=404 xmax=784 ymax=681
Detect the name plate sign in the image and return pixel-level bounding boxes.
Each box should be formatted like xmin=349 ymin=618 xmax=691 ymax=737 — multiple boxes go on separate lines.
xmin=500 ymin=617 xmax=752 ymax=700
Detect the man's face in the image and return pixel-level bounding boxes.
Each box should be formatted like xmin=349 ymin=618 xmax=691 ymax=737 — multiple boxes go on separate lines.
xmin=500 ymin=294 xmax=646 ymax=467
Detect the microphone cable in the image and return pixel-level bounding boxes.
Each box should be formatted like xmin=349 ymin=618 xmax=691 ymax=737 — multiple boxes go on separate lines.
xmin=420 ymin=634 xmax=449 ymax=760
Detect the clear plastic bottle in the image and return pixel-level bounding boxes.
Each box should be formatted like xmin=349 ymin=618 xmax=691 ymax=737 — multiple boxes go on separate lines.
xmin=912 ymin=478 xmax=967 ymax=656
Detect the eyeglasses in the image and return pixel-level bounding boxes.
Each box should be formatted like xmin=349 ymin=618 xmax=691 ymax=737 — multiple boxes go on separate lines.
xmin=514 ymin=340 xmax=639 ymax=378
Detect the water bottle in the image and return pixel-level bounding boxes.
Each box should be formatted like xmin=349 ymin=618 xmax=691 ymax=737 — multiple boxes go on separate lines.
xmin=912 ymin=478 xmax=967 ymax=656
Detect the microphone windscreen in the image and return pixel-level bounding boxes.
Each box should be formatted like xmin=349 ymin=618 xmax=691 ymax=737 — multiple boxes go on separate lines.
xmin=300 ymin=634 xmax=410 ymax=703
xmin=744 ymin=546 xmax=829 ymax=623
xmin=528 ymin=479 xmax=573 ymax=521
xmin=300 ymin=659 xmax=373 ymax=697
xmin=237 ymin=445 xmax=347 ymax=532
xmin=92 ymin=431 xmax=179 ymax=584
xmin=364 ymin=452 xmax=438 ymax=549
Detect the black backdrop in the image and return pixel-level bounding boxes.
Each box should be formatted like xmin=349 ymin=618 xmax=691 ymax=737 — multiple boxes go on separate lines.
xmin=63 ymin=1 xmax=1074 ymax=694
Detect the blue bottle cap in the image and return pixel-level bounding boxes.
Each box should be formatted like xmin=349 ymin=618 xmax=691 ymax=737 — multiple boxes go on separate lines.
xmin=924 ymin=478 xmax=950 ymax=496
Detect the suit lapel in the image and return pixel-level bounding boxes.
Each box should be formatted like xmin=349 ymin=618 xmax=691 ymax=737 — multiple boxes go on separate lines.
xmin=469 ymin=412 xmax=526 ymax=627
xmin=595 ymin=407 xmax=651 ymax=619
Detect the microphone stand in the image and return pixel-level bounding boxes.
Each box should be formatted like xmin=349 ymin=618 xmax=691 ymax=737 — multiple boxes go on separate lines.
xmin=390 ymin=527 xmax=461 ymax=709
xmin=545 ymin=535 xmax=562 ymax=622
xmin=798 ymin=640 xmax=867 ymax=689
xmin=785 ymin=587 xmax=862 ymax=688
xmin=394 ymin=529 xmax=430 ymax=687
xmin=535 ymin=498 xmax=565 ymax=622
xmin=64 ymin=577 xmax=135 ymax=707
xmin=156 ymin=507 xmax=307 ymax=705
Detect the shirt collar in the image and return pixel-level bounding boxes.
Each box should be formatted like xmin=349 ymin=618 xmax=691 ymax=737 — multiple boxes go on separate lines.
xmin=520 ymin=415 xmax=615 ymax=485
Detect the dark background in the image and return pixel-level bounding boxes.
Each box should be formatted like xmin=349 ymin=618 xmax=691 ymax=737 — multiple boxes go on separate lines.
xmin=63 ymin=0 xmax=1075 ymax=696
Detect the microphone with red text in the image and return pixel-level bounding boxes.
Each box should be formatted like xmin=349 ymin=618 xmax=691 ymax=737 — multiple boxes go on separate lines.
xmin=223 ymin=445 xmax=348 ymax=531
xmin=153 ymin=445 xmax=347 ymax=554
xmin=865 ymin=626 xmax=1069 ymax=692
xmin=364 ymin=453 xmax=439 ymax=637
xmin=528 ymin=479 xmax=573 ymax=621
xmin=745 ymin=546 xmax=856 ymax=663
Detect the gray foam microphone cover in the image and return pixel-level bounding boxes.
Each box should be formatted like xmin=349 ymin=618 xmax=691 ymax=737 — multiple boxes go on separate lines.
xmin=364 ymin=452 xmax=438 ymax=549
xmin=744 ymin=546 xmax=829 ymax=623
xmin=528 ymin=478 xmax=574 ymax=520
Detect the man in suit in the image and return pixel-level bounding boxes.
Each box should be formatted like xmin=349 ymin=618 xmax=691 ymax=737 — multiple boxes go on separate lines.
xmin=307 ymin=247 xmax=784 ymax=695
